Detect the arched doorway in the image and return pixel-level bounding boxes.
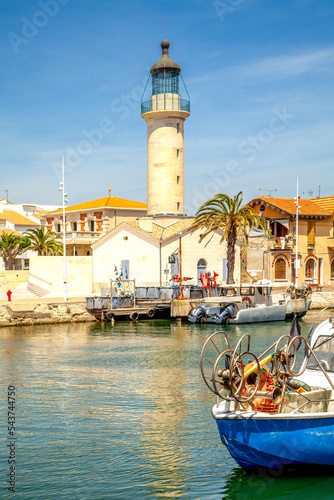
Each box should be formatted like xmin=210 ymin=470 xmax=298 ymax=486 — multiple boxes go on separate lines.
xmin=275 ymin=258 xmax=286 ymax=280
xmin=197 ymin=259 xmax=207 ymax=285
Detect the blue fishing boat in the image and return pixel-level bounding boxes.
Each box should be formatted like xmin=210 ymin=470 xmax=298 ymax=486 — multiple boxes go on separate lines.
xmin=201 ymin=306 xmax=334 ymax=470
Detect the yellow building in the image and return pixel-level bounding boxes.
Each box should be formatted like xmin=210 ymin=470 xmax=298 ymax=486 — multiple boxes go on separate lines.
xmin=247 ymin=196 xmax=334 ymax=286
xmin=44 ymin=194 xmax=147 ymax=256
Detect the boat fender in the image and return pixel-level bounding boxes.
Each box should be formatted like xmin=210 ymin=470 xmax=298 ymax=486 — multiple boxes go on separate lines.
xmin=105 ymin=311 xmax=115 ymax=321
xmin=130 ymin=311 xmax=139 ymax=321
xmin=147 ymin=309 xmax=155 ymax=318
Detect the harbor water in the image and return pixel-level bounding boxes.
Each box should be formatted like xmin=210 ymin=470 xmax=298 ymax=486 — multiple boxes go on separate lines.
xmin=1 ymin=312 xmax=334 ymax=499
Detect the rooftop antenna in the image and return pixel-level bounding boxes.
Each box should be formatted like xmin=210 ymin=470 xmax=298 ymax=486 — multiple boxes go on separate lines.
xmin=259 ymin=188 xmax=277 ymax=197
xmin=164 ymin=15 xmax=166 ymax=38
xmin=108 ymin=184 xmax=112 ymax=196
xmin=3 ymin=189 xmax=8 ymax=202
xmin=318 ymin=185 xmax=321 ymax=198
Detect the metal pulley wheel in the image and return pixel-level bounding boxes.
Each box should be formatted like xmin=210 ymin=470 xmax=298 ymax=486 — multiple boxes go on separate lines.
xmin=200 ymin=331 xmax=231 ymax=394
xmin=229 ymin=351 xmax=261 ymax=403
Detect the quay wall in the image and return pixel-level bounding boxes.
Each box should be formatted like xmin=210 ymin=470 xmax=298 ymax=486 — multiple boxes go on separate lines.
xmin=309 ymin=292 xmax=334 ymax=309
xmin=0 ymin=292 xmax=333 ymax=328
xmin=0 ymin=302 xmax=97 ymax=327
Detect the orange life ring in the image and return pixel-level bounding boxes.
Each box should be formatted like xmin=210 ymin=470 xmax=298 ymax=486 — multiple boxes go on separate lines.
xmin=242 ymin=296 xmax=252 ymax=304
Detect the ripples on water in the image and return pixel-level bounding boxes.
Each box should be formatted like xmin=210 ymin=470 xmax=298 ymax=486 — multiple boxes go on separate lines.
xmin=0 ymin=311 xmax=334 ymax=499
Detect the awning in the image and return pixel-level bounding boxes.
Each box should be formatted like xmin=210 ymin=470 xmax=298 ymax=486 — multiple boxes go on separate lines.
xmin=275 ymin=219 xmax=289 ymax=230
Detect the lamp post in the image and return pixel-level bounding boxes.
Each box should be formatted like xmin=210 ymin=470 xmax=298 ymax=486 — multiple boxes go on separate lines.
xmin=59 ymin=155 xmax=68 ymax=301
xmin=178 ymin=233 xmax=184 ymax=299
xmin=294 ymin=178 xmax=301 ymax=288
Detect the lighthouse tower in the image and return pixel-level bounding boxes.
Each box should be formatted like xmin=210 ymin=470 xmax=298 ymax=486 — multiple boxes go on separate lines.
xmin=141 ymin=40 xmax=190 ymax=216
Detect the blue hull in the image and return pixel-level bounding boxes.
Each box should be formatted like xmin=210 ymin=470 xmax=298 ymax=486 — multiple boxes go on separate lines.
xmin=215 ymin=414 xmax=334 ymax=470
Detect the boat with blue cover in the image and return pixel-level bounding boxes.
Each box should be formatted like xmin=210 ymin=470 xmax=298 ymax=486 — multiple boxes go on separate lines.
xmin=200 ymin=306 xmax=334 ymax=470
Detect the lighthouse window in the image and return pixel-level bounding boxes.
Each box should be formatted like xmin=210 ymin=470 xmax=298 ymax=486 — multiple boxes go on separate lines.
xmin=177 ymin=202 xmax=180 ymax=211
xmin=177 ymin=176 xmax=180 ymax=185
xmin=177 ymin=149 xmax=180 ymax=158
xmin=152 ymin=72 xmax=179 ymax=95
xmin=177 ymin=123 xmax=180 ymax=133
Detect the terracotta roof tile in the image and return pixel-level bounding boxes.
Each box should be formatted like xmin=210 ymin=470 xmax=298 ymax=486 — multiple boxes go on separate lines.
xmin=248 ymin=196 xmax=330 ymax=216
xmin=310 ymin=196 xmax=334 ymax=214
xmin=45 ymin=196 xmax=147 ymax=215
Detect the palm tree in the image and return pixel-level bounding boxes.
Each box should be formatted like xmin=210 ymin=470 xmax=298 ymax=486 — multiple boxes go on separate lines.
xmin=0 ymin=233 xmax=31 ymax=270
xmin=190 ymin=192 xmax=266 ymax=284
xmin=24 ymin=227 xmax=63 ymax=256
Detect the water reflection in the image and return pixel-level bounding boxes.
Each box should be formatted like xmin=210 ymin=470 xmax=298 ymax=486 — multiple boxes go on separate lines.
xmin=0 ymin=311 xmax=333 ymax=499
xmin=223 ymin=465 xmax=334 ymax=500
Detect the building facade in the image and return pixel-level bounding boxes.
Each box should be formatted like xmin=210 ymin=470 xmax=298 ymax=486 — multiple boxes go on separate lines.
xmin=247 ymin=196 xmax=334 ymax=286
xmin=0 ymin=200 xmax=59 ymax=270
xmin=92 ymin=217 xmax=240 ymax=292
xmin=44 ymin=195 xmax=147 ymax=256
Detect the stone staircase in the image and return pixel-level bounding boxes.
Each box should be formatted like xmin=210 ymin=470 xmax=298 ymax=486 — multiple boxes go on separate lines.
xmin=27 ymin=282 xmax=50 ymax=297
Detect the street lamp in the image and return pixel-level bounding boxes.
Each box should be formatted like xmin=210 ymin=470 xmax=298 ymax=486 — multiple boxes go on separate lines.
xmin=294 ymin=178 xmax=301 ymax=289
xmin=178 ymin=232 xmax=184 ymax=299
xmin=59 ymin=155 xmax=68 ymax=301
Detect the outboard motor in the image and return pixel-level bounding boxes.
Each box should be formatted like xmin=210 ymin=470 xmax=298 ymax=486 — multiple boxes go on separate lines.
xmin=188 ymin=305 xmax=207 ymax=323
xmin=214 ymin=304 xmax=235 ymax=324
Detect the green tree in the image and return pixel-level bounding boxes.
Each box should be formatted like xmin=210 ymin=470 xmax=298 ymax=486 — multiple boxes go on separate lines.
xmin=0 ymin=233 xmax=31 ymax=270
xmin=24 ymin=227 xmax=63 ymax=256
xmin=190 ymin=192 xmax=266 ymax=284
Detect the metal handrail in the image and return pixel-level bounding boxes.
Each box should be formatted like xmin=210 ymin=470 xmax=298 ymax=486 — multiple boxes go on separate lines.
xmin=141 ymin=98 xmax=190 ymax=114
xmin=290 ymin=397 xmax=334 ymax=414
xmin=29 ymin=272 xmax=53 ymax=286
xmin=308 ymin=302 xmax=334 ymax=335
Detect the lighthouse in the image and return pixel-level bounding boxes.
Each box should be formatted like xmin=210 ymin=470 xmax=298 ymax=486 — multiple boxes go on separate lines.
xmin=141 ymin=39 xmax=190 ymax=216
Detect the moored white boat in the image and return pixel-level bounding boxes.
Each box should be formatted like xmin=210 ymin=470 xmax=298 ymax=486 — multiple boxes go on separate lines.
xmin=189 ymin=283 xmax=311 ymax=324
xmin=201 ymin=306 xmax=334 ymax=470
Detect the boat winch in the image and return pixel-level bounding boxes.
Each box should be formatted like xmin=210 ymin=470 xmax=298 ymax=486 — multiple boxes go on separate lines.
xmin=200 ymin=322 xmax=311 ymax=413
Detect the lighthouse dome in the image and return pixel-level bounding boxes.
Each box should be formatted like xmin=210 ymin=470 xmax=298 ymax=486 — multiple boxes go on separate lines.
xmin=150 ymin=39 xmax=181 ymax=75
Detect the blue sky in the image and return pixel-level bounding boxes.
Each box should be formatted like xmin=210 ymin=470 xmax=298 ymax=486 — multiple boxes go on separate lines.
xmin=1 ymin=0 xmax=333 ymax=214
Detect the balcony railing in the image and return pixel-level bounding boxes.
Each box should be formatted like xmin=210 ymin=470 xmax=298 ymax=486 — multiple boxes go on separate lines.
xmin=267 ymin=236 xmax=293 ymax=249
xmin=141 ymin=97 xmax=190 ymax=114
xmin=55 ymin=231 xmax=102 ymax=240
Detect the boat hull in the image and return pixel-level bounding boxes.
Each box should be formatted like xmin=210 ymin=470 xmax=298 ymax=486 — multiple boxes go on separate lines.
xmin=201 ymin=298 xmax=311 ymax=324
xmin=214 ymin=410 xmax=334 ymax=469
